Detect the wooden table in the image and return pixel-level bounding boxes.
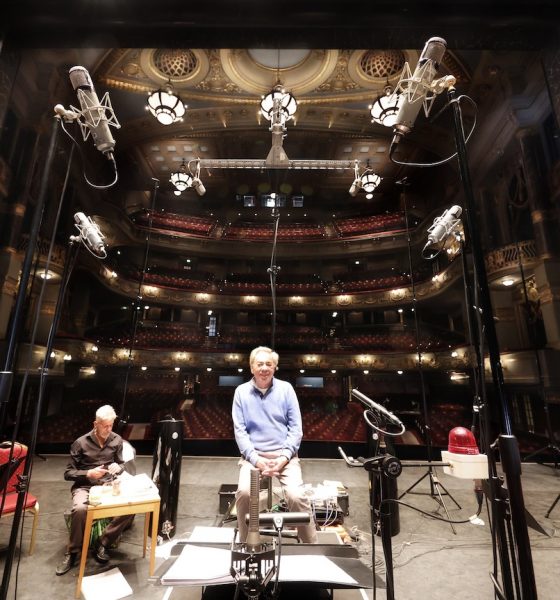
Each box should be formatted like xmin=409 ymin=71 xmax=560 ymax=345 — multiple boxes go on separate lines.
xmin=75 ymin=492 xmax=161 ymax=598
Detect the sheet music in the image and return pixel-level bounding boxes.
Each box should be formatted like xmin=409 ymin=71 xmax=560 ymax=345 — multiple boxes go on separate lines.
xmin=278 ymin=554 xmax=357 ymax=585
xmin=161 ymin=544 xmax=234 ymax=585
xmin=161 ymin=543 xmax=359 ymax=586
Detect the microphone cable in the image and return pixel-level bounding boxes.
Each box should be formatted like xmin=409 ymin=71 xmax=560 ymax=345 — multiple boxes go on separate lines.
xmin=390 ymin=94 xmax=478 ymax=168
xmin=380 ymin=495 xmax=484 ymax=525
xmin=59 ymin=117 xmax=118 ymax=189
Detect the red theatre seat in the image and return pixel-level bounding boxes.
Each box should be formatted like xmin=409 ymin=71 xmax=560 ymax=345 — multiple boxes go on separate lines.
xmin=0 ymin=442 xmax=39 ymax=554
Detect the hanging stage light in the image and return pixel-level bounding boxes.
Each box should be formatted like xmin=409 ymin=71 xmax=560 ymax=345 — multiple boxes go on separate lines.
xmin=369 ymin=84 xmax=403 ymax=128
xmin=146 ymin=81 xmax=186 ymax=125
xmin=360 ymin=171 xmax=381 ymax=199
xmin=170 ymin=159 xmax=192 ymax=195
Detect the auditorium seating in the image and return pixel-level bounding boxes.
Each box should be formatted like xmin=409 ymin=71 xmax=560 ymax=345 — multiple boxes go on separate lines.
xmin=223 ymin=221 xmax=326 ymax=241
xmin=131 ymin=210 xmax=217 ymax=237
xmin=334 ymin=211 xmax=408 ymax=237
xmin=87 ymin=321 xmax=206 ymax=350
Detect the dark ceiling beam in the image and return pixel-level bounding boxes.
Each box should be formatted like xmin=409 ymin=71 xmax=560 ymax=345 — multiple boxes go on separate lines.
xmin=3 ymin=1 xmax=560 ymax=51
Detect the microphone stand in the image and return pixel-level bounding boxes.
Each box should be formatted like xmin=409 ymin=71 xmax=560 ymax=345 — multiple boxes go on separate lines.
xmin=0 ymin=116 xmax=61 ymax=439
xmin=448 ymin=85 xmax=537 ymax=599
xmin=397 ymin=184 xmax=461 ymax=532
xmin=0 ymin=237 xmax=81 ymax=600
xmin=267 ymin=207 xmax=281 ymax=349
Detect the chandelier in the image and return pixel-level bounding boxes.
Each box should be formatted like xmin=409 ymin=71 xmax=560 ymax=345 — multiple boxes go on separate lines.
xmin=260 ymin=84 xmax=297 ymax=126
xmin=360 ymin=171 xmax=382 ymax=198
xmin=146 ymin=81 xmax=186 ymax=125
xmin=169 ymin=160 xmax=192 ymax=195
xmin=369 ymin=84 xmax=403 ymax=127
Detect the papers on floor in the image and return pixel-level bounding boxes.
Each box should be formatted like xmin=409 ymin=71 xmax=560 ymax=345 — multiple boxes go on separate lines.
xmin=160 ymin=542 xmax=358 ymax=587
xmin=81 ymin=567 xmax=133 ymax=600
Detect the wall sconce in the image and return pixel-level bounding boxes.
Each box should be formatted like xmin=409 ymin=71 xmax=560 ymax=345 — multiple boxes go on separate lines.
xmin=146 ymin=81 xmax=186 ymax=125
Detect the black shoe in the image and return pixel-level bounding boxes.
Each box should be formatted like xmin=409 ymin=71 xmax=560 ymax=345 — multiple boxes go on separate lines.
xmin=94 ymin=542 xmax=110 ymax=564
xmin=56 ymin=552 xmax=77 ymax=576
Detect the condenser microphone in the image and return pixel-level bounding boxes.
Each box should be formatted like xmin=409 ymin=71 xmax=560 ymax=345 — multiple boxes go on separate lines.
xmin=68 ymin=66 xmax=119 ymax=159
xmin=391 ymin=37 xmax=448 ymax=148
xmin=426 ymin=205 xmax=462 ymax=245
xmin=72 ymin=212 xmax=106 ymax=257
xmin=351 ymin=389 xmax=403 ymax=428
xmin=246 ymin=468 xmax=262 ymax=552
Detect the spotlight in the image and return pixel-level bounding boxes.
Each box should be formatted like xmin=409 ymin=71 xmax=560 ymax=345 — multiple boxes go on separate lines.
xmin=192 ymin=177 xmax=206 ymax=197
xmin=349 ymin=178 xmax=361 ymax=196
xmin=348 ymin=160 xmax=361 ymax=196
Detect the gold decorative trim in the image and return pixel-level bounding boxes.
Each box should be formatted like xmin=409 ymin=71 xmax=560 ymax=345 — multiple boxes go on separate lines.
xmin=219 ymin=49 xmax=339 ymax=95
xmin=140 ymin=49 xmax=210 ymax=87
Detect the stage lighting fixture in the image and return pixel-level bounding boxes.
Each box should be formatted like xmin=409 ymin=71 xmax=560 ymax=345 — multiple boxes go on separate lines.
xmin=191 ymin=177 xmax=206 ymax=197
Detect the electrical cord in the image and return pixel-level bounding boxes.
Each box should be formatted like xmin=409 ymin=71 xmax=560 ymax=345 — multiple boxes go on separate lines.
xmin=59 ymin=119 xmax=118 ymax=188
xmin=390 ymin=94 xmax=477 ymax=168
xmin=380 ymin=494 xmax=484 ymax=525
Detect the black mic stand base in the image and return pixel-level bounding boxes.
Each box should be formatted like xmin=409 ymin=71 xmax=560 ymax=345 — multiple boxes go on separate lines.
xmin=523 ymin=442 xmax=560 ymax=469
xmin=398 ymin=463 xmax=462 ymax=534
xmin=545 ymin=492 xmax=560 ymax=518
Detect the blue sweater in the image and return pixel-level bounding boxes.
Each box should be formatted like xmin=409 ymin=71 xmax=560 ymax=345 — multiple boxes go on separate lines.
xmin=232 ymin=377 xmax=303 ymax=466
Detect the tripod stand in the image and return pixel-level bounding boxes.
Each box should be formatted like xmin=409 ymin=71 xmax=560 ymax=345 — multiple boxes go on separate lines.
xmin=397 ymin=184 xmax=461 ymax=532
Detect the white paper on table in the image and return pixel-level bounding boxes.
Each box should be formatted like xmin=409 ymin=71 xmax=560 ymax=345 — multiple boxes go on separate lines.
xmin=118 ymin=472 xmax=158 ymax=497
xmin=81 ymin=567 xmax=133 ymax=600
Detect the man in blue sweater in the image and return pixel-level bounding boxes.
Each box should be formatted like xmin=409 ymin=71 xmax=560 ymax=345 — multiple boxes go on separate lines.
xmin=232 ymin=346 xmax=317 ymax=543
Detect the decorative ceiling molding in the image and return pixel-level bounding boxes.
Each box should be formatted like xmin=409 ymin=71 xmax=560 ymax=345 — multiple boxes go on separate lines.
xmin=219 ymin=49 xmax=339 ymax=95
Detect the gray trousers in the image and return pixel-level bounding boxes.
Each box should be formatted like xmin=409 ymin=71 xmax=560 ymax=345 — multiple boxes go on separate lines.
xmin=235 ymin=456 xmax=318 ymax=544
xmin=68 ymin=486 xmax=134 ymax=554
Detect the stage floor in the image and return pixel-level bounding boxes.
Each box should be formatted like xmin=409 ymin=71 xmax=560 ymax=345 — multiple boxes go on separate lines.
xmin=1 ymin=454 xmax=559 ymax=599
